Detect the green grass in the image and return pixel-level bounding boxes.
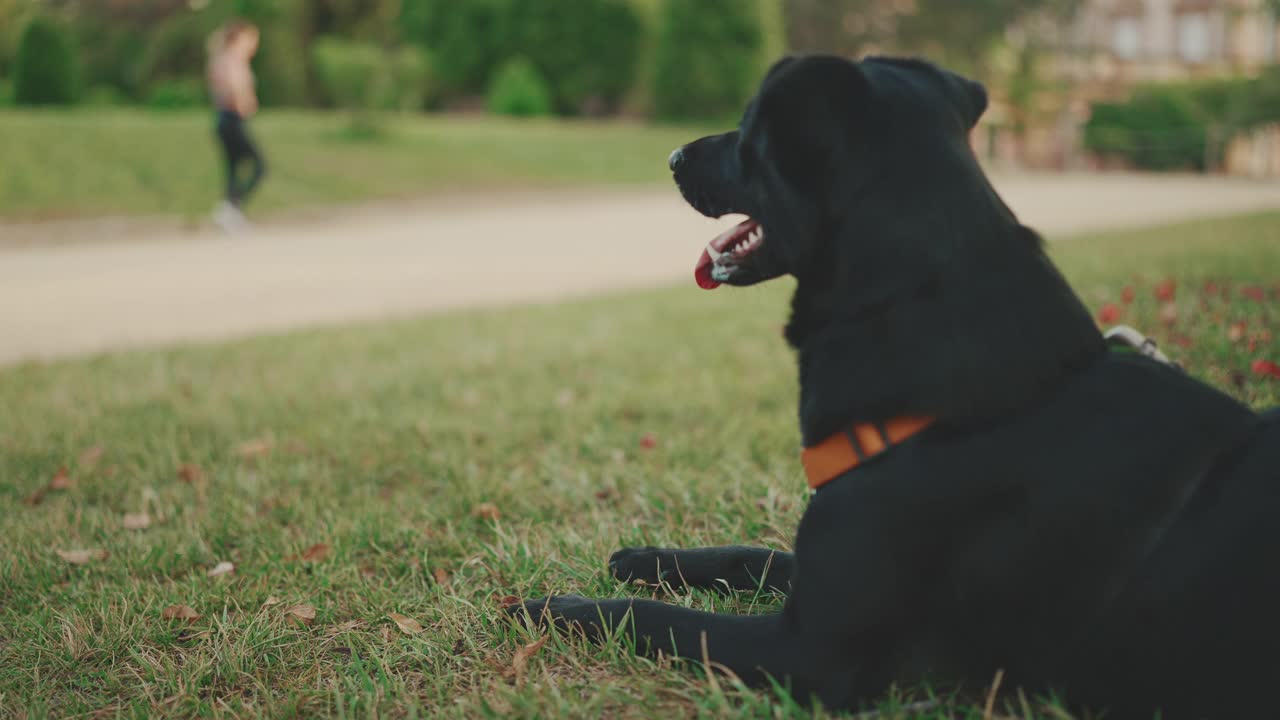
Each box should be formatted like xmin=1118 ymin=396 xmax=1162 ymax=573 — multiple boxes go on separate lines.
xmin=0 ymin=110 xmax=706 ymax=220
xmin=0 ymin=211 xmax=1277 ymax=719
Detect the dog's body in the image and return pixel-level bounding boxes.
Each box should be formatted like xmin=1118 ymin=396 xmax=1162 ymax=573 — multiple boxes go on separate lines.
xmin=513 ymin=55 xmax=1280 ymax=718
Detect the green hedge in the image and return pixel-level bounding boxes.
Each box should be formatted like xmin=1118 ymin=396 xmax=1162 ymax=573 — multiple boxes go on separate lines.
xmin=13 ymin=16 xmax=80 ymax=106
xmin=1085 ymin=71 xmax=1280 ymax=171
xmin=652 ymin=0 xmax=763 ymax=120
xmin=401 ymin=0 xmax=642 ymax=115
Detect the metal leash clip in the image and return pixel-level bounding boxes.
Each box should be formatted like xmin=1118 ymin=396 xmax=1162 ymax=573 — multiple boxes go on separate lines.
xmin=1104 ymin=325 xmax=1181 ymax=370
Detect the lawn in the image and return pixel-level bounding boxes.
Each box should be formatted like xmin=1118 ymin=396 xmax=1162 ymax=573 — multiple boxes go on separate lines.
xmin=0 ymin=211 xmax=1276 ymax=719
xmin=0 ymin=110 xmax=706 ymax=221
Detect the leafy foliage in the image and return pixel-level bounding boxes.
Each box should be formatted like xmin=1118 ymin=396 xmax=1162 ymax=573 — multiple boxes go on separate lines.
xmin=487 ymin=56 xmax=554 ymax=117
xmin=652 ymin=0 xmax=764 ymax=120
xmin=13 ymin=16 xmax=80 ymax=106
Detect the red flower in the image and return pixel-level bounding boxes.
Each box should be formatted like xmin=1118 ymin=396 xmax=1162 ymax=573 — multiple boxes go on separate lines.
xmin=639 ymin=433 xmax=658 ymax=450
xmin=1252 ymin=359 xmax=1280 ymax=379
xmin=1120 ymin=287 xmax=1136 ymax=305
xmin=1203 ymin=280 xmax=1220 ymax=296
xmin=1242 ymin=286 xmax=1266 ymax=302
xmin=1154 ymin=279 xmax=1177 ymax=302
xmin=1098 ymin=303 xmax=1121 ymax=324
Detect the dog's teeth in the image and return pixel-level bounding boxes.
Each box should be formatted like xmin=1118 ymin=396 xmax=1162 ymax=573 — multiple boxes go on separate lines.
xmin=706 ymin=244 xmax=722 ymax=262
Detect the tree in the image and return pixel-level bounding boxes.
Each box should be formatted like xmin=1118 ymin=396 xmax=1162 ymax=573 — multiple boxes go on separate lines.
xmin=782 ymin=0 xmax=1081 ymax=80
xmin=653 ymin=0 xmax=763 ymax=120
xmin=13 ymin=16 xmax=80 ymax=106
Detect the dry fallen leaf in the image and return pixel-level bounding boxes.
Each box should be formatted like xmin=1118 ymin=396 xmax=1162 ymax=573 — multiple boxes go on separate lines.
xmin=78 ymin=446 xmax=104 ymax=469
xmin=284 ymin=604 xmax=317 ymax=626
xmin=177 ymin=463 xmax=204 ymax=484
xmin=49 ymin=467 xmax=74 ymax=490
xmin=207 ymin=561 xmax=235 ymax=578
xmin=237 ymin=438 xmax=274 ymax=460
xmin=388 ymin=612 xmax=423 ymax=636
xmin=432 ymin=567 xmax=451 ymax=587
xmin=56 ymin=549 xmax=107 ymax=565
xmin=296 ymin=543 xmax=330 ymax=562
xmin=472 ymin=503 xmax=501 ymax=521
xmin=261 ymin=596 xmax=282 ymax=608
xmin=122 ymin=512 xmax=152 ymax=530
xmin=511 ymin=635 xmax=548 ymax=681
xmin=161 ymin=605 xmax=200 ymax=622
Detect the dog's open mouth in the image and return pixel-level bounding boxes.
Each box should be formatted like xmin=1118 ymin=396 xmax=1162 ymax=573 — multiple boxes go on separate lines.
xmin=694 ymin=218 xmax=765 ymax=290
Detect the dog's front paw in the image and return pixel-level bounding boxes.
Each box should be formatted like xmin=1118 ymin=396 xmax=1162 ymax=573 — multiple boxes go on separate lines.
xmin=506 ymin=595 xmax=607 ymax=636
xmin=609 ymin=546 xmax=681 ymax=586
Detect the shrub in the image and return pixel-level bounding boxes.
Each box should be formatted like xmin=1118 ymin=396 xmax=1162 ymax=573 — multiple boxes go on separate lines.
xmin=385 ymin=45 xmax=432 ymax=111
xmin=0 ymin=77 xmax=11 ymax=106
xmin=652 ymin=0 xmax=763 ymax=120
xmin=147 ymin=79 xmax=206 ymax=110
xmin=500 ymin=0 xmax=643 ymax=115
xmin=13 ymin=16 xmax=80 ymax=106
xmin=84 ymin=84 xmax=131 ymax=107
xmin=487 ymin=56 xmax=554 ymax=117
xmin=427 ymin=0 xmax=511 ymax=99
xmin=312 ymin=37 xmax=383 ymax=108
xmin=1085 ymin=89 xmax=1207 ymax=171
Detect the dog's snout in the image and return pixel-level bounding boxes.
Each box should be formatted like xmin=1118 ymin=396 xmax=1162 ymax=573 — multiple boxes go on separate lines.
xmin=668 ymin=146 xmax=686 ymax=172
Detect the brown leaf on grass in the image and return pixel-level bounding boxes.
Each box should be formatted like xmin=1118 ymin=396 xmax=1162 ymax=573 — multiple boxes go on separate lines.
xmin=237 ymin=438 xmax=274 ymax=460
xmin=161 ymin=605 xmax=200 ymax=622
xmin=510 ymin=635 xmax=548 ymax=681
xmin=78 ymin=446 xmax=104 ymax=469
xmin=359 ymin=564 xmax=377 ymax=580
xmin=283 ymin=604 xmax=316 ymax=626
xmin=432 ymin=567 xmax=451 ymax=587
xmin=24 ymin=468 xmax=76 ymax=505
xmin=261 ymin=596 xmax=283 ymax=608
xmin=496 ymin=595 xmax=521 ymax=610
xmin=289 ymin=543 xmax=330 ymax=562
xmin=207 ymin=561 xmax=235 ymax=578
xmin=177 ymin=464 xmax=204 ymax=484
xmin=122 ymin=512 xmax=152 ymax=531
xmin=388 ymin=612 xmax=424 ymax=636
xmin=472 ymin=503 xmax=501 ymax=521
xmin=56 ymin=549 xmax=107 ymax=565
xmin=49 ymin=467 xmax=74 ymax=490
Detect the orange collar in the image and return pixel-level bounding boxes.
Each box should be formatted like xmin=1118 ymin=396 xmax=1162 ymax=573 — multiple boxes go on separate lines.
xmin=801 ymin=417 xmax=935 ymax=490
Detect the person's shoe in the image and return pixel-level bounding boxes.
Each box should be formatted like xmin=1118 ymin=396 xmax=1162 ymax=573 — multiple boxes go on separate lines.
xmin=212 ymin=201 xmax=249 ymax=234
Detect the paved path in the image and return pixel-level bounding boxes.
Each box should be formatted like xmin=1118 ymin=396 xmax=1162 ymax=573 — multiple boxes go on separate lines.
xmin=3 ymin=174 xmax=1280 ymax=366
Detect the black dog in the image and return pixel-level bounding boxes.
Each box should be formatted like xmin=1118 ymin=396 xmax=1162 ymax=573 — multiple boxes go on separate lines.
xmin=512 ymin=55 xmax=1280 ymax=719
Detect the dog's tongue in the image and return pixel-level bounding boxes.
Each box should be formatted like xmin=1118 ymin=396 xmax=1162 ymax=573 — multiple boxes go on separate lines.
xmin=694 ymin=247 xmax=721 ymax=290
xmin=694 ymin=219 xmax=756 ymax=290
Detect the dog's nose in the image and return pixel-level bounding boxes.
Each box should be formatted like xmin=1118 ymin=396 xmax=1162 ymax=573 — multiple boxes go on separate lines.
xmin=668 ymin=146 xmax=685 ymax=172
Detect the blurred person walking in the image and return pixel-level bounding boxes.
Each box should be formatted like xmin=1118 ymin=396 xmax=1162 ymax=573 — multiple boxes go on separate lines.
xmin=207 ymin=19 xmax=266 ymax=233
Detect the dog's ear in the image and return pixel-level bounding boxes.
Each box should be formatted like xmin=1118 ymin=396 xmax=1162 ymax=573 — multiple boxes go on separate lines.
xmin=948 ymin=72 xmax=988 ymax=129
xmin=758 ymin=56 xmax=872 ymax=187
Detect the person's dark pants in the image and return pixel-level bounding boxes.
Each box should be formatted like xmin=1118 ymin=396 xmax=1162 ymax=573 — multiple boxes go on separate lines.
xmin=215 ymin=110 xmax=266 ymax=208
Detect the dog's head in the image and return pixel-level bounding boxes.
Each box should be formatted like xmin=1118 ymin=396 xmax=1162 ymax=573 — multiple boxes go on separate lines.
xmin=675 ymin=55 xmax=991 ymax=291
xmin=673 ymin=55 xmax=1103 ymax=431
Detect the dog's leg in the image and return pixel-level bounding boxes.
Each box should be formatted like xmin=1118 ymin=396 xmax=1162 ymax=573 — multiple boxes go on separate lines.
xmin=609 ymin=545 xmax=795 ymax=593
xmin=509 ymin=595 xmax=830 ymax=696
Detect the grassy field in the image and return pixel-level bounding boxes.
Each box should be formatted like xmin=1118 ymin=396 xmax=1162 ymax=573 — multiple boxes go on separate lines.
xmin=0 ymin=110 xmax=706 ymax=220
xmin=0 ymin=211 xmax=1277 ymax=719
